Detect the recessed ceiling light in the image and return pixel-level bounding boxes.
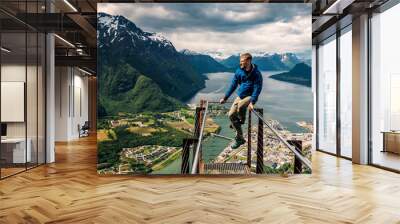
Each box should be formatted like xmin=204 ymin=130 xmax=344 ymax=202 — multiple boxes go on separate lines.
xmin=78 ymin=67 xmax=92 ymax=76
xmin=63 ymin=0 xmax=78 ymax=12
xmin=1 ymin=47 xmax=11 ymax=53
xmin=322 ymin=0 xmax=354 ymax=15
xmin=54 ymin=34 xmax=75 ymax=48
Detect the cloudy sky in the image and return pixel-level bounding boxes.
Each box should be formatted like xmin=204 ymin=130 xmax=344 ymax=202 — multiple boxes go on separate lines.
xmin=98 ymin=3 xmax=311 ymax=58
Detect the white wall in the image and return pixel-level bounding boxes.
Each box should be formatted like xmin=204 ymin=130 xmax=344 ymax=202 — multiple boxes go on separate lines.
xmin=55 ymin=66 xmax=69 ymax=141
xmin=54 ymin=67 xmax=89 ymax=141
xmin=1 ymin=64 xmax=27 ymax=138
xmin=72 ymin=72 xmax=89 ymax=138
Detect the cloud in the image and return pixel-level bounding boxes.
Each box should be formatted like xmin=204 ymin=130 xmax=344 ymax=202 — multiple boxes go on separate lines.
xmin=98 ymin=3 xmax=311 ymax=57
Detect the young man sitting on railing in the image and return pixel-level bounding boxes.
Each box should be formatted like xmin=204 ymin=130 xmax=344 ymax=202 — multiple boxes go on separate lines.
xmin=219 ymin=53 xmax=263 ymax=149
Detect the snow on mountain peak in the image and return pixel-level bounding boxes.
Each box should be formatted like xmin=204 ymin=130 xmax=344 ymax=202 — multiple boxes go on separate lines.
xmin=147 ymin=32 xmax=173 ymax=48
xmin=200 ymin=51 xmax=231 ymax=61
xmin=98 ymin=13 xmax=127 ymax=32
xmin=98 ymin=14 xmax=112 ymax=27
xmin=180 ymin=49 xmax=201 ymax=55
xmin=98 ymin=13 xmax=175 ymax=49
xmin=281 ymin=53 xmax=299 ymax=62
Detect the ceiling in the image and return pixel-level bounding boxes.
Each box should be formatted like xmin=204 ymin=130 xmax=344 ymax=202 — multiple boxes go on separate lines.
xmin=1 ymin=0 xmax=97 ymax=74
xmin=310 ymin=0 xmax=390 ymax=43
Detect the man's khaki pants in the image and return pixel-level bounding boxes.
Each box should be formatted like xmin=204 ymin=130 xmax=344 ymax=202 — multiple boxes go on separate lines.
xmin=228 ymin=96 xmax=251 ymax=140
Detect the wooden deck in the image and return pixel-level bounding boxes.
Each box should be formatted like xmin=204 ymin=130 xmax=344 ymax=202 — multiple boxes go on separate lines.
xmin=204 ymin=163 xmax=251 ymax=174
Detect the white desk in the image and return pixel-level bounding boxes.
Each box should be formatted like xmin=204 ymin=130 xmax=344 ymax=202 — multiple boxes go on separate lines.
xmin=1 ymin=138 xmax=31 ymax=163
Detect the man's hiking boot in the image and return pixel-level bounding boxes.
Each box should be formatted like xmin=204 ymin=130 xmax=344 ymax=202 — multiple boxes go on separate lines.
xmin=231 ymin=137 xmax=246 ymax=149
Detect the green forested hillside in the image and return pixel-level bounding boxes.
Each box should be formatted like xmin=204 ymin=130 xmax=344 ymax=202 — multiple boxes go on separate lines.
xmin=98 ymin=63 xmax=183 ymax=116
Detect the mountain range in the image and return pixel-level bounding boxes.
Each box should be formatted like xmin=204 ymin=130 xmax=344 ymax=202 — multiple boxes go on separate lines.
xmin=180 ymin=49 xmax=309 ymax=72
xmin=180 ymin=49 xmax=233 ymax=73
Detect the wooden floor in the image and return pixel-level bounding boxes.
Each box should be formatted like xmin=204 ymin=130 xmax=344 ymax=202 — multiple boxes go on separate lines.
xmin=0 ymin=167 xmax=26 ymax=178
xmin=372 ymin=150 xmax=400 ymax=171
xmin=1 ymin=163 xmax=44 ymax=178
xmin=1 ymin=135 xmax=400 ymax=223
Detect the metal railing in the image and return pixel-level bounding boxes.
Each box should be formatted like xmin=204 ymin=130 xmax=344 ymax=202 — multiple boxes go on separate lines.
xmin=191 ymin=100 xmax=209 ymax=174
xmin=250 ymin=109 xmax=312 ymax=172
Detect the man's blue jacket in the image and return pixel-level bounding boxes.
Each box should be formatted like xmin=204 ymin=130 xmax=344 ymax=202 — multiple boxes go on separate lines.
xmin=224 ymin=64 xmax=263 ymax=104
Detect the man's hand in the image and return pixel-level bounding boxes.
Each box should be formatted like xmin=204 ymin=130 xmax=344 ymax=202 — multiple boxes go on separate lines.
xmin=248 ymin=102 xmax=254 ymax=111
xmin=219 ymin=98 xmax=226 ymax=104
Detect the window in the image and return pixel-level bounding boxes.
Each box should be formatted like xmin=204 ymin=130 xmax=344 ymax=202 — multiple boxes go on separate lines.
xmin=339 ymin=27 xmax=352 ymax=158
xmin=370 ymin=3 xmax=400 ymax=171
xmin=317 ymin=35 xmax=337 ymax=154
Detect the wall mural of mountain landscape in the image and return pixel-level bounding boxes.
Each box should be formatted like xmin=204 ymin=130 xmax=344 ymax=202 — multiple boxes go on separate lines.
xmin=97 ymin=3 xmax=312 ymax=175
